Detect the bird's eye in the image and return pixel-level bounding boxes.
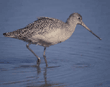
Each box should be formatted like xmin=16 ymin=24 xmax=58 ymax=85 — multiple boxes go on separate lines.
xmin=78 ymin=17 xmax=80 ymax=20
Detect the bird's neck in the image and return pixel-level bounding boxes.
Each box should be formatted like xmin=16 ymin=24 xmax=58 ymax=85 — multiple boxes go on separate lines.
xmin=66 ymin=18 xmax=77 ymax=32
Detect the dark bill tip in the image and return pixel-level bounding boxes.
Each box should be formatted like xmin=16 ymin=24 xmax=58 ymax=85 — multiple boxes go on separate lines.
xmin=89 ymin=30 xmax=102 ymax=40
xmin=99 ymin=38 xmax=102 ymax=40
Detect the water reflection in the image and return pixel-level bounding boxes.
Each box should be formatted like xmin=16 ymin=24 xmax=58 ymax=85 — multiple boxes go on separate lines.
xmin=28 ymin=55 xmax=63 ymax=87
xmin=0 ymin=55 xmax=64 ymax=87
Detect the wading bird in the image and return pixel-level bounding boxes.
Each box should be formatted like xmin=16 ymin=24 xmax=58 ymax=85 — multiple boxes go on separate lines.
xmin=3 ymin=13 xmax=101 ymax=66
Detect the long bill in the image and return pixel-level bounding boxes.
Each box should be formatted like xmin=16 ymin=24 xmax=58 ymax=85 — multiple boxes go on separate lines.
xmin=81 ymin=22 xmax=102 ymax=40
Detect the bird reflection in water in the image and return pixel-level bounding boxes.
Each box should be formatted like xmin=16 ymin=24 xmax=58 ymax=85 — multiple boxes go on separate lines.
xmin=28 ymin=59 xmax=64 ymax=87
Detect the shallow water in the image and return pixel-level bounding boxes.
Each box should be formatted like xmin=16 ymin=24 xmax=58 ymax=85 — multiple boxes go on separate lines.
xmin=0 ymin=0 xmax=110 ymax=87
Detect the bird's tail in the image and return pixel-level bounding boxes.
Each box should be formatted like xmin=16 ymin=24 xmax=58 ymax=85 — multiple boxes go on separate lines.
xmin=3 ymin=29 xmax=22 ymax=38
xmin=3 ymin=32 xmax=15 ymax=38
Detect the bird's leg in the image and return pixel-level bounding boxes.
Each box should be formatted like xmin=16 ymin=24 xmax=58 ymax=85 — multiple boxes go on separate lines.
xmin=26 ymin=43 xmax=40 ymax=66
xmin=43 ymin=47 xmax=46 ymax=56
xmin=43 ymin=47 xmax=48 ymax=67
xmin=43 ymin=55 xmax=48 ymax=67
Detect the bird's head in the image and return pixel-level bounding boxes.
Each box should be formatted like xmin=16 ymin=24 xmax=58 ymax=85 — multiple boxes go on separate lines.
xmin=67 ymin=13 xmax=101 ymax=40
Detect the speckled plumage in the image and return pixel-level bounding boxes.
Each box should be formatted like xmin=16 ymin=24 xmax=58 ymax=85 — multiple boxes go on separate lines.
xmin=6 ymin=17 xmax=66 ymax=42
xmin=3 ymin=13 xmax=101 ymax=65
xmin=4 ymin=13 xmax=82 ymax=47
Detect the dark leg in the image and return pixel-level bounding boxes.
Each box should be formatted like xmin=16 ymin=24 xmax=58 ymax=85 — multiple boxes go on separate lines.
xmin=43 ymin=47 xmax=46 ymax=56
xmin=26 ymin=43 xmax=40 ymax=66
xmin=43 ymin=47 xmax=48 ymax=67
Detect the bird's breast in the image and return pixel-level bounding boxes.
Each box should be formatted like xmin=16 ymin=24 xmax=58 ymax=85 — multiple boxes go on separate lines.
xmin=44 ymin=29 xmax=72 ymax=44
xmin=31 ymin=28 xmax=73 ymax=46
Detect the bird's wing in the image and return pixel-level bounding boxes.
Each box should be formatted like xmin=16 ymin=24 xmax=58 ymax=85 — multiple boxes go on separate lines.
xmin=14 ymin=17 xmax=64 ymax=40
xmin=25 ymin=17 xmax=64 ymax=34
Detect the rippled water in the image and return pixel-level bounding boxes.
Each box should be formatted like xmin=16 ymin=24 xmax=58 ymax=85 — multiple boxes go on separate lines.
xmin=0 ymin=0 xmax=110 ymax=87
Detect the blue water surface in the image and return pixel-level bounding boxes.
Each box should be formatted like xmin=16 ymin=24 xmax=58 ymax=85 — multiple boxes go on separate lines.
xmin=0 ymin=0 xmax=110 ymax=87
